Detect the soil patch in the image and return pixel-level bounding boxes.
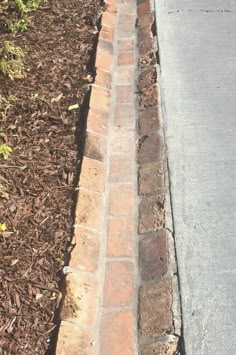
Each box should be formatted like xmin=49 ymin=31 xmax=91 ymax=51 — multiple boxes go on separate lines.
xmin=0 ymin=0 xmax=101 ymax=353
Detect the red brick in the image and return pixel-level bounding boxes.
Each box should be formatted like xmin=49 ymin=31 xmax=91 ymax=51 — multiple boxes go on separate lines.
xmin=118 ymin=39 xmax=134 ymax=52
xmin=141 ymin=338 xmax=178 ymax=355
xmin=117 ymin=66 xmax=134 ymax=84
xmin=96 ymin=52 xmax=113 ymax=72
xmin=139 ymin=280 xmax=173 ymax=337
xmin=139 ymin=86 xmax=158 ymax=108
xmin=102 ymin=11 xmax=116 ymax=27
xmin=138 ymin=25 xmax=152 ymax=42
xmin=118 ymin=25 xmax=134 ymax=38
xmin=138 ymin=67 xmax=156 ymax=91
xmin=114 ymin=103 xmax=135 ymax=128
xmin=116 ymin=85 xmax=133 ymax=103
xmin=138 ymin=161 xmax=164 ymax=195
xmin=100 ymin=25 xmax=114 ymax=42
xmin=87 ymin=108 xmax=108 ymax=136
xmin=107 ymin=219 xmax=134 ymax=257
xmin=139 ymin=232 xmax=168 ymax=281
xmin=70 ymin=227 xmax=100 ymax=272
xmin=110 ymin=184 xmax=134 ymax=216
xmin=118 ymin=52 xmax=134 ymax=66
xmin=103 ymin=261 xmax=134 ymax=306
xmin=139 ymin=195 xmax=164 ymax=234
xmin=138 ymin=108 xmax=161 ymax=135
xmin=139 ymin=37 xmax=153 ymax=55
xmin=100 ymin=311 xmax=134 ymax=355
xmin=84 ymin=131 xmax=106 ymax=162
xmin=95 ymin=70 xmax=112 ymax=90
xmin=138 ymin=1 xmax=151 ymax=16
xmin=90 ymin=86 xmax=110 ymax=111
xmin=137 ymin=13 xmax=153 ymax=28
xmin=75 ymin=190 xmax=104 ymax=231
xmin=79 ymin=157 xmax=105 ymax=193
xmin=97 ymin=39 xmax=113 ymax=55
xmin=137 ymin=133 xmax=164 ymax=163
xmin=119 ymin=14 xmax=136 ymax=27
xmin=110 ymin=154 xmax=134 ymax=182
xmin=56 ymin=322 xmax=93 ymax=355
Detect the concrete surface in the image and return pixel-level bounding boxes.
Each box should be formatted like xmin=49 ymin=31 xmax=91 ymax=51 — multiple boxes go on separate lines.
xmin=155 ymin=1 xmax=236 ymax=354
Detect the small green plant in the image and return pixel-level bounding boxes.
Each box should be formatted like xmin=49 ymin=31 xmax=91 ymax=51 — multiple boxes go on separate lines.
xmin=0 ymin=144 xmax=13 ymax=160
xmin=9 ymin=18 xmax=28 ymax=34
xmin=0 ymin=41 xmax=25 ymax=80
xmin=55 ymin=257 xmax=64 ymax=265
xmin=15 ymin=0 xmax=44 ymax=13
xmin=0 ymin=223 xmax=7 ymax=234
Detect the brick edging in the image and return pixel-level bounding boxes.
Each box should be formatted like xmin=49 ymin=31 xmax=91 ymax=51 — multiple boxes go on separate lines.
xmin=136 ymin=0 xmax=182 ymax=353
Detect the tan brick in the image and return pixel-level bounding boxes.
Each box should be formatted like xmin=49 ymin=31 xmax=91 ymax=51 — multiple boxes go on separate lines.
xmin=137 ymin=133 xmax=164 ymax=164
xmin=137 ymin=13 xmax=154 ymax=28
xmin=87 ymin=108 xmax=108 ymax=136
xmin=141 ymin=337 xmax=178 ymax=355
xmin=116 ymin=85 xmax=133 ymax=103
xmin=118 ymin=52 xmax=134 ymax=66
xmin=138 ymin=0 xmax=151 ymax=16
xmin=100 ymin=311 xmax=134 ymax=355
xmin=139 ymin=195 xmax=164 ymax=234
xmin=97 ymin=39 xmax=113 ymax=55
xmin=84 ymin=131 xmax=107 ymax=162
xmin=117 ymin=66 xmax=134 ymax=84
xmin=114 ymin=103 xmax=135 ymax=128
xmin=90 ymin=86 xmax=110 ymax=111
xmin=96 ymin=52 xmax=113 ymax=72
xmin=120 ymin=4 xmax=135 ymax=14
xmin=75 ymin=190 xmax=104 ymax=231
xmin=118 ymin=39 xmax=134 ymax=52
xmin=100 ymin=25 xmax=114 ymax=42
xmin=139 ymin=161 xmax=164 ymax=195
xmin=95 ymin=70 xmax=112 ymax=90
xmin=61 ymin=272 xmax=98 ymax=327
xmin=119 ymin=14 xmax=136 ymax=27
xmin=110 ymin=184 xmax=134 ymax=217
xmin=107 ymin=219 xmax=134 ymax=257
xmin=79 ymin=157 xmax=105 ymax=193
xmin=111 ymin=127 xmax=135 ymax=155
xmin=56 ymin=321 xmax=93 ymax=355
xmin=139 ymin=280 xmax=173 ymax=337
xmin=138 ymin=108 xmax=161 ymax=135
xmin=70 ymin=227 xmax=100 ymax=272
xmin=102 ymin=11 xmax=116 ymax=27
xmin=103 ymin=261 xmax=134 ymax=306
xmin=110 ymin=154 xmax=134 ymax=182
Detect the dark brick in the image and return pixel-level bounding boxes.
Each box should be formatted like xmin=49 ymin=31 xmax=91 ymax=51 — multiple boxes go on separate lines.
xmin=139 ymin=86 xmax=158 ymax=108
xmin=97 ymin=39 xmax=114 ymax=55
xmin=138 ymin=161 xmax=164 ymax=195
xmin=139 ymin=280 xmax=173 ymax=337
xmin=138 ymin=67 xmax=156 ymax=91
xmin=141 ymin=339 xmax=178 ymax=355
xmin=139 ymin=51 xmax=157 ymax=69
xmin=139 ymin=195 xmax=164 ymax=234
xmin=138 ymin=108 xmax=161 ymax=135
xmin=137 ymin=13 xmax=153 ymax=28
xmin=138 ymin=1 xmax=151 ymax=16
xmin=139 ymin=232 xmax=168 ymax=281
xmin=84 ymin=132 xmax=106 ymax=162
xmin=139 ymin=37 xmax=153 ymax=55
xmin=138 ymin=25 xmax=152 ymax=43
xmin=137 ymin=133 xmax=164 ymax=164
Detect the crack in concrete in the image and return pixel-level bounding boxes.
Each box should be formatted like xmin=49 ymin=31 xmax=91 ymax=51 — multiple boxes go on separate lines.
xmin=168 ymin=9 xmax=234 ymax=14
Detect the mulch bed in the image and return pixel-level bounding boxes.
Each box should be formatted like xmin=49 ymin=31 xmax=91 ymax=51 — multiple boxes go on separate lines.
xmin=0 ymin=0 xmax=101 ymax=353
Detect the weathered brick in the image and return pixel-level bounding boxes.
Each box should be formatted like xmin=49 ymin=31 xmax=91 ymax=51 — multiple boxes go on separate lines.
xmin=110 ymin=154 xmax=134 ymax=182
xmin=97 ymin=39 xmax=113 ymax=55
xmin=117 ymin=66 xmax=134 ymax=84
xmin=87 ymin=108 xmax=108 ymax=136
xmin=107 ymin=219 xmax=134 ymax=257
xmin=118 ymin=39 xmax=134 ymax=52
xmin=119 ymin=14 xmax=136 ymax=27
xmin=90 ymin=86 xmax=110 ymax=111
xmin=139 ymin=51 xmax=156 ymax=69
xmin=84 ymin=131 xmax=106 ymax=162
xmin=138 ymin=0 xmax=151 ymax=17
xmin=61 ymin=272 xmax=98 ymax=326
xmin=102 ymin=11 xmax=116 ymax=27
xmin=138 ymin=161 xmax=164 ymax=195
xmin=111 ymin=127 xmax=135 ymax=154
xmin=116 ymin=85 xmax=133 ymax=103
xmin=141 ymin=338 xmax=178 ymax=355
xmin=138 ymin=108 xmax=161 ymax=135
xmin=114 ymin=103 xmax=135 ymax=128
xmin=96 ymin=52 xmax=113 ymax=72
xmin=100 ymin=25 xmax=114 ymax=42
xmin=103 ymin=261 xmax=134 ymax=306
xmin=56 ymin=322 xmax=93 ymax=355
xmin=118 ymin=52 xmax=134 ymax=66
xmin=138 ymin=25 xmax=152 ymax=43
xmin=75 ymin=190 xmax=104 ymax=231
xmin=139 ymin=280 xmax=173 ymax=337
xmin=139 ymin=232 xmax=168 ymax=281
xmin=137 ymin=13 xmax=153 ymax=28
xmin=138 ymin=67 xmax=156 ymax=91
xmin=120 ymin=4 xmax=135 ymax=14
xmin=95 ymin=70 xmax=112 ymax=90
xmin=139 ymin=195 xmax=164 ymax=234
xmin=100 ymin=311 xmax=134 ymax=355
xmin=110 ymin=184 xmax=134 ymax=216
xmin=139 ymin=37 xmax=153 ymax=55
xmin=139 ymin=86 xmax=158 ymax=108
xmin=118 ymin=25 xmax=134 ymax=39
xmin=79 ymin=157 xmax=105 ymax=193
xmin=70 ymin=227 xmax=100 ymax=272
xmin=137 ymin=133 xmax=164 ymax=163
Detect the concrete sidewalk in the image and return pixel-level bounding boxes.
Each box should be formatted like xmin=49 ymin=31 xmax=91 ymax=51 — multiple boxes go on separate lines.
xmin=155 ymin=0 xmax=236 ymax=354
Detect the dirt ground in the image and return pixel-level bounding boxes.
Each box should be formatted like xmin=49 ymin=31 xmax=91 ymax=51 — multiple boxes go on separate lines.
xmin=0 ymin=0 xmax=101 ymax=353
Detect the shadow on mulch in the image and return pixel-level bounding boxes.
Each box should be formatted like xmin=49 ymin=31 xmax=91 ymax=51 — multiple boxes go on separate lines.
xmin=0 ymin=0 xmax=102 ymax=353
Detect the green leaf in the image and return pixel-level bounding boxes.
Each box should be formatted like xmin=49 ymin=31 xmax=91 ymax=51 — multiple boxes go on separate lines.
xmin=68 ymin=103 xmax=79 ymax=111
